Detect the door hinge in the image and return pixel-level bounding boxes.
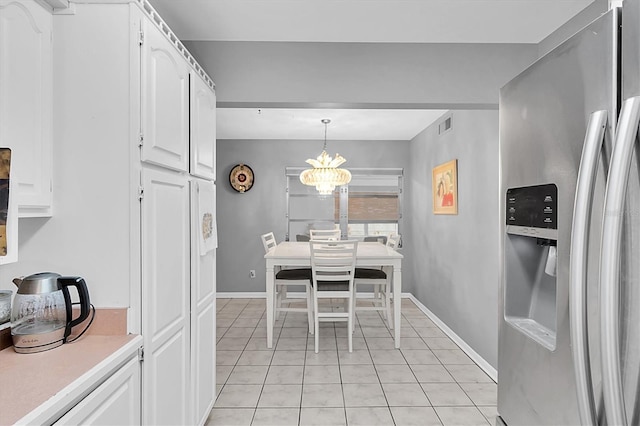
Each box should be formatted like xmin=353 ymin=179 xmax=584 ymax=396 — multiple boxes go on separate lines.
xmin=138 ymin=347 xmax=144 ymax=362
xmin=138 ymin=186 xmax=144 ymax=201
xmin=138 ymin=30 xmax=144 ymax=46
xmin=138 ymin=133 xmax=144 ymax=147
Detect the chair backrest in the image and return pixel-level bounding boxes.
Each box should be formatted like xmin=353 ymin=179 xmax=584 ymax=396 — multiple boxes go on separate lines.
xmin=387 ymin=234 xmax=401 ymax=249
xmin=296 ymin=234 xmax=310 ymax=242
xmin=309 ymin=228 xmax=341 ymax=241
xmin=261 ymin=232 xmax=277 ymax=253
xmin=309 ymin=240 xmax=358 ymax=285
xmin=364 ymin=235 xmax=388 ymax=245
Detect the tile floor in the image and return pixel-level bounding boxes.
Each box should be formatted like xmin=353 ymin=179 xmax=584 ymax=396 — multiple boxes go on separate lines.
xmin=208 ymin=297 xmax=497 ymax=426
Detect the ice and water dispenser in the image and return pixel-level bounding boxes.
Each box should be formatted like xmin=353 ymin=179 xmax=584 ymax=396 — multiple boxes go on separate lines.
xmin=504 ymin=184 xmax=558 ymax=350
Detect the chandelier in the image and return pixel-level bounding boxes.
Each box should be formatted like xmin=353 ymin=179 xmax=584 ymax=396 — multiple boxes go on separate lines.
xmin=299 ymin=119 xmax=352 ymax=195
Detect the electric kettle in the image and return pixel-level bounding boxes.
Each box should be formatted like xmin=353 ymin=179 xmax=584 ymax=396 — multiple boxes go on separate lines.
xmin=11 ymin=272 xmax=92 ymax=354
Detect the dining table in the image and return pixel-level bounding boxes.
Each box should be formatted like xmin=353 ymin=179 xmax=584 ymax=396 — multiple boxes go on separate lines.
xmin=264 ymin=241 xmax=404 ymax=348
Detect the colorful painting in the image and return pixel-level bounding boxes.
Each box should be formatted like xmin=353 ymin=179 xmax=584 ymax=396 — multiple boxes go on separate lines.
xmin=432 ymin=159 xmax=458 ymax=215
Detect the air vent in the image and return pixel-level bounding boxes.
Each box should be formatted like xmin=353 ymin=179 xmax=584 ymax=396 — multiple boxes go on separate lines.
xmin=438 ymin=114 xmax=453 ymax=135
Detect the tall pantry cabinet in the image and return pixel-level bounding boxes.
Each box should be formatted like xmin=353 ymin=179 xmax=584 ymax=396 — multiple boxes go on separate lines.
xmin=53 ymin=1 xmax=216 ymax=424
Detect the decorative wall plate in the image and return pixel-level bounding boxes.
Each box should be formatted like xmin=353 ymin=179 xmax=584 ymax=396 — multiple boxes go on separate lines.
xmin=229 ymin=164 xmax=254 ymax=193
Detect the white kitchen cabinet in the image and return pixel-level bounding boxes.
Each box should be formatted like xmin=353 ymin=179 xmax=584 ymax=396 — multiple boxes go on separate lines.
xmin=190 ymin=74 xmax=217 ymax=180
xmin=55 ymin=356 xmax=141 ymax=426
xmin=141 ymin=19 xmax=189 ymax=173
xmin=141 ymin=166 xmax=191 ymax=425
xmin=0 ymin=0 xmax=53 ymax=217
xmin=190 ymin=179 xmax=216 ymax=425
xmin=48 ymin=1 xmax=216 ymax=424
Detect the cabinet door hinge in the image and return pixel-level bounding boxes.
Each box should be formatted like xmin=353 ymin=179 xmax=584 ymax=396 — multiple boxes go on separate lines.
xmin=138 ymin=30 xmax=144 ymax=46
xmin=138 ymin=133 xmax=144 ymax=147
xmin=138 ymin=347 xmax=144 ymax=362
xmin=138 ymin=186 xmax=144 ymax=201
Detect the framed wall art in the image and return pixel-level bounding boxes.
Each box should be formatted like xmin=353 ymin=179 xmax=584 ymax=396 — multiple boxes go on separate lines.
xmin=432 ymin=159 xmax=458 ymax=215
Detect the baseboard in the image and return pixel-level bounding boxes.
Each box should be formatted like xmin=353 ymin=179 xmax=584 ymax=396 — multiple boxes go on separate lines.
xmin=407 ymin=294 xmax=498 ymax=383
xmin=217 ymin=292 xmax=266 ymax=298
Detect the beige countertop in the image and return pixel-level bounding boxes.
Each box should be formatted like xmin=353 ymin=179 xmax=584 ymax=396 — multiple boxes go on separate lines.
xmin=0 ymin=334 xmax=140 ymax=425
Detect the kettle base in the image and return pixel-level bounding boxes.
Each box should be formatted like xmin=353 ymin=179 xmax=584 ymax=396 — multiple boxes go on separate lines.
xmin=12 ymin=327 xmax=66 ymax=354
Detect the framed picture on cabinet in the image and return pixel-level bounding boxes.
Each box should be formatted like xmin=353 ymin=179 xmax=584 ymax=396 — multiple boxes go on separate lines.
xmin=432 ymin=159 xmax=458 ymax=215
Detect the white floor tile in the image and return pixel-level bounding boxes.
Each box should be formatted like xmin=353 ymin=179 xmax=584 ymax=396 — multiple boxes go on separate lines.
xmin=410 ymin=364 xmax=456 ymax=383
xmin=207 ymin=408 xmax=255 ymax=425
xmin=342 ymin=383 xmax=387 ymax=407
xmin=390 ymin=406 xmax=443 ymax=426
xmin=421 ymin=383 xmax=474 ymax=406
xmin=265 ymin=365 xmax=304 ymax=385
xmin=432 ymin=349 xmax=474 ymax=365
xmin=271 ymin=350 xmax=306 ymax=366
xmin=215 ymin=384 xmax=262 ymax=408
xmin=299 ymin=407 xmax=346 ymax=426
xmin=252 ymin=408 xmax=299 ymax=426
xmin=445 ymin=365 xmax=494 ymax=383
xmin=369 ymin=349 xmax=407 ymax=365
xmin=340 ymin=364 xmax=380 ymax=384
xmin=302 ymin=384 xmax=344 ymax=408
xmin=434 ymin=406 xmax=490 ymax=426
xmin=381 ymin=383 xmax=431 ymax=407
xmin=374 ymin=363 xmax=417 ymax=384
xmin=237 ymin=350 xmax=275 ymax=366
xmin=345 ymin=407 xmax=394 ymax=425
xmin=227 ymin=365 xmax=269 ymax=385
xmin=304 ymin=365 xmax=341 ymax=384
xmin=401 ymin=349 xmax=441 ymax=364
xmin=337 ymin=350 xmax=373 ymax=365
xmin=258 ymin=384 xmax=303 ymax=408
xmin=459 ymin=382 xmax=498 ymax=405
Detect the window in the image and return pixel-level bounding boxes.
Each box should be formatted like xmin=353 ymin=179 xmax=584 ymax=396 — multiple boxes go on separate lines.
xmin=286 ymin=168 xmax=403 ymax=241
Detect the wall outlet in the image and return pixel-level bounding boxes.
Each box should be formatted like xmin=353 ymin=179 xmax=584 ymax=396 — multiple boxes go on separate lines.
xmin=249 ymin=270 xmax=256 ymax=278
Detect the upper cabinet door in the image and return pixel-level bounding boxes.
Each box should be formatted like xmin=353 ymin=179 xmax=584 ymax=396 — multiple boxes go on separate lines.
xmin=190 ymin=74 xmax=216 ymax=180
xmin=0 ymin=0 xmax=53 ymax=217
xmin=141 ymin=20 xmax=189 ymax=172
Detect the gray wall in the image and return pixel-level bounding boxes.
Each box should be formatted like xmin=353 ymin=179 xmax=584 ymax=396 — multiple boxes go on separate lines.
xmin=216 ymin=139 xmax=410 ymax=293
xmin=184 ymin=41 xmax=537 ymax=108
xmin=405 ymin=110 xmax=500 ymax=367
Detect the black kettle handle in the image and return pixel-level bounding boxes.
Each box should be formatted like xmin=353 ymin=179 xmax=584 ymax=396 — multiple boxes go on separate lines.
xmin=59 ymin=276 xmax=91 ymax=340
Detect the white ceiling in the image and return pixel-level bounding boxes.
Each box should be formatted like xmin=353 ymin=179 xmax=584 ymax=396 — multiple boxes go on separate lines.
xmin=149 ymin=0 xmax=594 ymax=44
xmin=149 ymin=0 xmax=595 ymax=140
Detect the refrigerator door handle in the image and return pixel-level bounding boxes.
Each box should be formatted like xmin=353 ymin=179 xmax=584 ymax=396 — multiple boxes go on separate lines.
xmin=570 ymin=109 xmax=608 ymax=426
xmin=600 ymin=96 xmax=640 ymax=426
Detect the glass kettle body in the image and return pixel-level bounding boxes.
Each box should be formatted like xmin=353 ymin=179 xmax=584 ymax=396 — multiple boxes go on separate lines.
xmin=11 ymin=272 xmax=91 ymax=354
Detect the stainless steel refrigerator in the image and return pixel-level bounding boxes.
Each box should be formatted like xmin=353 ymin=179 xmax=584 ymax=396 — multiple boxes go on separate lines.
xmin=498 ymin=1 xmax=640 ymax=424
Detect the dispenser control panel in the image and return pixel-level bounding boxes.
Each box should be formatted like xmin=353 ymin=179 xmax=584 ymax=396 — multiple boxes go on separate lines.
xmin=506 ymin=184 xmax=557 ymax=229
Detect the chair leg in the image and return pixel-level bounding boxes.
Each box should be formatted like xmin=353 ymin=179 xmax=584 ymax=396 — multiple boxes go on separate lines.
xmin=314 ymin=289 xmax=320 ymax=354
xmin=351 ymin=284 xmax=356 ymax=334
xmin=347 ymin=292 xmax=353 ymax=353
xmin=306 ymin=283 xmax=314 ymax=335
xmin=274 ymin=285 xmax=281 ymax=321
xmin=385 ymin=286 xmax=393 ymax=329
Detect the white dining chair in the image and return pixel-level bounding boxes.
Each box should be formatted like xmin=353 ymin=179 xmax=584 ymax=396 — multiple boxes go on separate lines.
xmin=387 ymin=233 xmax=401 ymax=249
xmin=352 ymin=234 xmax=401 ymax=329
xmin=309 ymin=239 xmax=358 ymax=353
xmin=364 ymin=235 xmax=388 ymax=245
xmin=309 ymin=228 xmax=341 ymax=241
xmin=261 ymin=232 xmax=314 ymax=334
